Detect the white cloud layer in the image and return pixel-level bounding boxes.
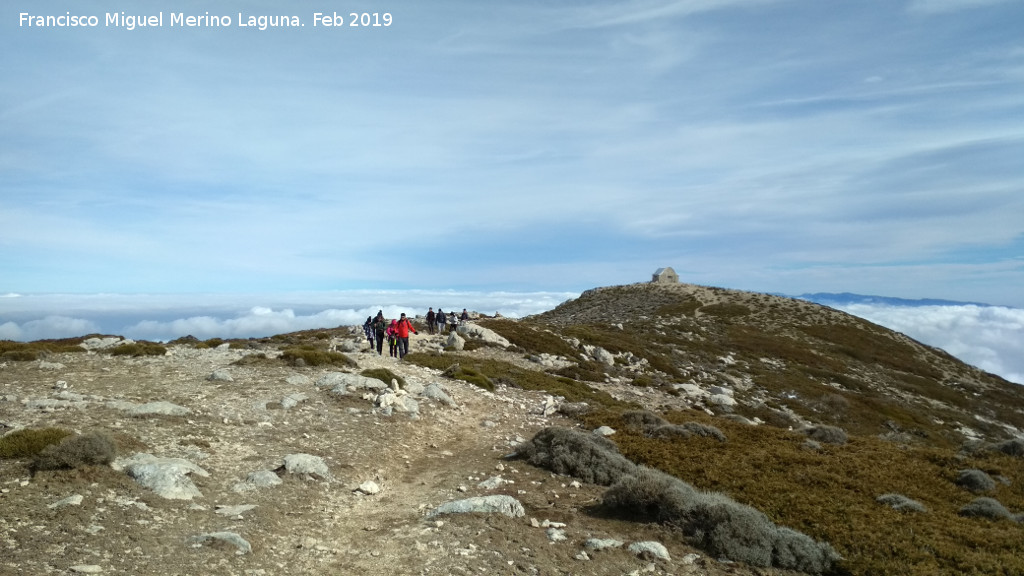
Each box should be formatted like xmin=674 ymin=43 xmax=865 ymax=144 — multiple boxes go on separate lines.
xmin=834 ymin=303 xmax=1024 ymax=385
xmin=0 ymin=290 xmax=577 ymax=343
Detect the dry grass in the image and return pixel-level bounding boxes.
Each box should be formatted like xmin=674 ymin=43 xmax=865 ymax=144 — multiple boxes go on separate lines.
xmin=0 ymin=427 xmax=73 ymax=459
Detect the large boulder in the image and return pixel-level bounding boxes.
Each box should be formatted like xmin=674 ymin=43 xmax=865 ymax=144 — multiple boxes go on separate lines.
xmin=315 ymin=372 xmax=386 ymax=395
xmin=428 ymin=495 xmax=525 ymax=518
xmin=458 ymin=324 xmax=511 ymax=348
xmin=114 ymin=453 xmax=209 ymax=500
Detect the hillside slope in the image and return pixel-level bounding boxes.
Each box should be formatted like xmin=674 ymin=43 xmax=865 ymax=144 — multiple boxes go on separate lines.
xmin=4 ymin=282 xmax=1024 ymax=575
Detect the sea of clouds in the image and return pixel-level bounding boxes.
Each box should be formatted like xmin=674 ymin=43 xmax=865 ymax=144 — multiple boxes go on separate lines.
xmin=0 ymin=290 xmax=577 ymax=343
xmin=2 ymin=290 xmax=1021 ymax=385
xmin=823 ymin=303 xmax=1024 ymax=385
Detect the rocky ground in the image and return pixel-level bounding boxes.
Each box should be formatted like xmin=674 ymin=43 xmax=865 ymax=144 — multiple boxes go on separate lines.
xmin=0 ymin=328 xmax=794 ymax=576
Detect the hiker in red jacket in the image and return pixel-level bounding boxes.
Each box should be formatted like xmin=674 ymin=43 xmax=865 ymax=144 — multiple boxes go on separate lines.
xmin=395 ymin=312 xmax=418 ymax=359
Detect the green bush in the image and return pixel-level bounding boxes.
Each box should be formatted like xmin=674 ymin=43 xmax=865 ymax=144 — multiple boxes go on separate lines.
xmin=0 ymin=427 xmax=73 ymax=459
xmin=110 ymin=342 xmax=167 ymax=357
xmin=281 ymin=345 xmax=355 ymax=367
xmin=956 ymin=469 xmax=996 ymax=493
xmin=805 ymin=425 xmax=848 ymax=445
xmin=360 ymin=368 xmax=406 ymax=389
xmin=876 ymin=493 xmax=927 ymax=513
xmin=516 ymin=427 xmax=637 ymax=486
xmin=32 ymin=431 xmax=117 ymax=472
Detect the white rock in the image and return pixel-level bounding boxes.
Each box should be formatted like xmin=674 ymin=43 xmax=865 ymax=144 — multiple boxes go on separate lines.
xmin=546 ymin=527 xmax=567 ymax=542
xmin=128 ymin=401 xmax=191 ymax=417
xmin=115 ymin=453 xmax=208 ymax=500
xmin=584 ymin=538 xmax=623 ymax=551
xmin=357 ymin=481 xmax=381 ymax=495
xmin=477 ymin=476 xmax=507 ymax=490
xmin=707 ymin=394 xmax=737 ymax=407
xmin=628 ymin=541 xmax=671 ymax=561
xmin=48 ymin=494 xmax=84 ymax=508
xmin=207 ymin=370 xmax=233 ymax=382
xmin=281 ymin=453 xmax=331 ymax=480
xmin=592 ymin=347 xmax=615 ymax=366
xmin=428 ymin=495 xmax=525 ymax=518
xmin=215 ymin=504 xmax=257 ymax=517
xmin=593 ymin=426 xmax=616 ymax=436
xmin=69 ymin=565 xmax=103 ymax=574
xmin=187 ymin=531 xmax=251 ymax=555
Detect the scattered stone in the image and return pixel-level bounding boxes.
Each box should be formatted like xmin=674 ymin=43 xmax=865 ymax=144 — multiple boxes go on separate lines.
xmin=208 ymin=370 xmax=233 ymax=382
xmin=38 ymin=361 xmax=65 ymax=371
xmin=357 ymin=481 xmax=381 ymax=495
xmin=318 ymin=372 xmax=387 ymax=393
xmin=280 ymin=393 xmax=308 ymax=410
xmin=69 ymin=565 xmax=103 ymax=574
xmin=446 ymin=332 xmax=465 ymax=350
xmin=80 ymin=337 xmax=133 ymax=351
xmin=48 ymin=494 xmax=84 ymax=509
xmin=128 ymin=401 xmax=191 ymax=417
xmin=428 ymin=495 xmax=525 ymax=518
xmin=280 ymin=453 xmax=332 ymax=480
xmin=593 ymin=426 xmax=616 ymax=436
xmin=477 ymin=476 xmax=507 ymax=490
xmin=187 ymin=531 xmax=252 ymax=555
xmin=584 ymin=538 xmax=624 ymax=551
xmin=233 ymin=470 xmax=283 ymax=493
xmin=628 ymin=541 xmax=670 ymax=561
xmin=215 ymin=504 xmax=257 ymax=517
xmin=114 ymin=453 xmax=209 ymax=500
xmin=546 ymin=527 xmax=567 ymax=542
xmin=422 ymin=384 xmax=456 ymax=407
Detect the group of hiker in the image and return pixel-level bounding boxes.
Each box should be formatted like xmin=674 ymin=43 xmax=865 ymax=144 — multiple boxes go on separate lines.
xmin=424 ymin=307 xmax=469 ymax=335
xmin=360 ymin=307 xmax=470 ymax=359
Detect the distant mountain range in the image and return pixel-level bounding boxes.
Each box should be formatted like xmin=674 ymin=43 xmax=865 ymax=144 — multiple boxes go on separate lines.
xmin=792 ymin=292 xmax=994 ymax=308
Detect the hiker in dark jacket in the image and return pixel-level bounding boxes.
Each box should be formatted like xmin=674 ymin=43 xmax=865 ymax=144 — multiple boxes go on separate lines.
xmin=436 ymin=308 xmax=446 ymax=334
xmin=371 ymin=311 xmax=387 ymax=355
xmin=425 ymin=308 xmax=436 ymax=335
xmin=362 ymin=316 xmax=375 ymax=349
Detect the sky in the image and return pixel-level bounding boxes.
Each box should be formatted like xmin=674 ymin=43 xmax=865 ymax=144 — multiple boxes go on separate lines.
xmin=2 ymin=1 xmax=1023 ymax=380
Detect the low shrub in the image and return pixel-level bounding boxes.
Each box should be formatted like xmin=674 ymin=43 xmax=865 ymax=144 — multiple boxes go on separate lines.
xmin=281 ymin=345 xmax=355 ymax=367
xmin=32 ymin=431 xmax=117 ymax=472
xmin=621 ymin=410 xmax=670 ymax=430
xmin=360 ymin=368 xmax=407 ymax=389
xmin=876 ymin=493 xmax=928 ymax=513
xmin=651 ymin=422 xmax=727 ymax=443
xmin=601 ymin=470 xmax=838 ymax=574
xmin=601 ymin=466 xmax=696 ymax=521
xmin=110 ymin=342 xmax=167 ymax=357
xmin=959 ymin=497 xmax=1013 ymax=521
xmin=956 ymin=469 xmax=996 ymax=493
xmin=0 ymin=427 xmax=73 ymax=459
xmin=231 ymin=353 xmax=273 ymax=366
xmin=515 ymin=427 xmax=636 ymax=486
xmin=805 ymin=425 xmax=848 ymax=445
xmin=991 ymin=438 xmax=1024 ymax=458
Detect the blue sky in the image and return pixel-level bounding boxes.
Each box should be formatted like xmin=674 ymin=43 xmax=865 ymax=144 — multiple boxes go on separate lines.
xmin=2 ymin=0 xmax=1023 ymax=303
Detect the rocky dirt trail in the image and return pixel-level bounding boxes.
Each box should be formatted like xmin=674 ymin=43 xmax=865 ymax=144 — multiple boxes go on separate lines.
xmin=1 ymin=330 xmax=788 ymax=576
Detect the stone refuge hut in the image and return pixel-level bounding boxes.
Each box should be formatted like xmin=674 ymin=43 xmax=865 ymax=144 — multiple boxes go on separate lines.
xmin=651 ymin=267 xmax=679 ymax=284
